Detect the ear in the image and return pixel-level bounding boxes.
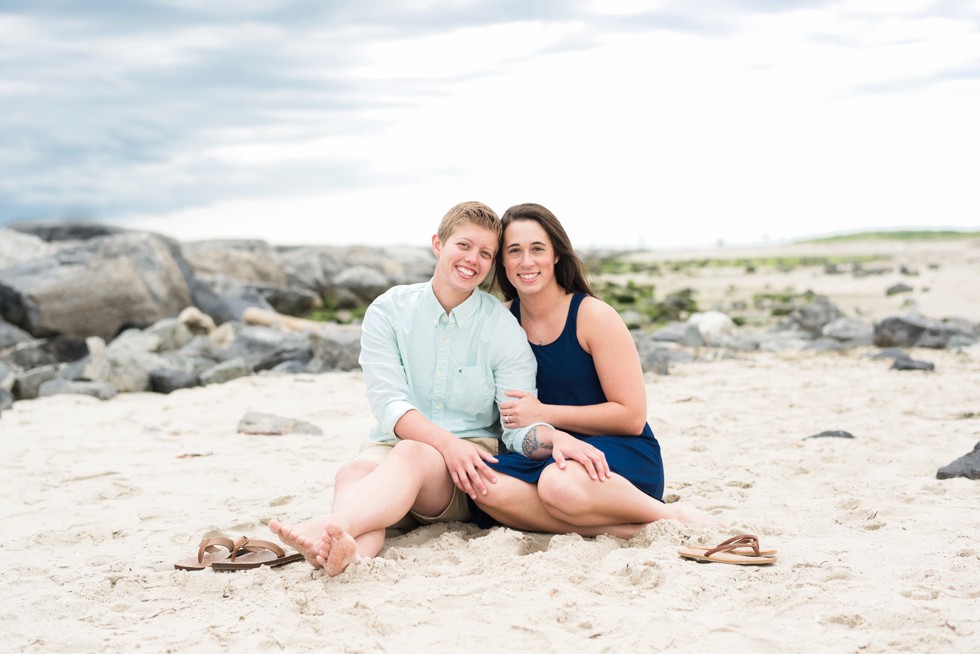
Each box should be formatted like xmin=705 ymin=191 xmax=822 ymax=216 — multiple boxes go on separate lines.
xmin=431 ymin=234 xmax=442 ymax=257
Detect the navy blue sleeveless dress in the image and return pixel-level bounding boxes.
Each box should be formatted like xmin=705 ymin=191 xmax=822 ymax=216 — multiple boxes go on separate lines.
xmin=486 ymin=293 xmax=665 ymax=501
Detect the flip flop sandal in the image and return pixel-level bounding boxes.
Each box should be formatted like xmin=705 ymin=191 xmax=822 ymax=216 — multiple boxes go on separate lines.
xmin=174 ymin=536 xmax=247 ymax=571
xmin=681 ymin=533 xmax=777 ymax=558
xmin=678 ymin=534 xmax=777 ymax=565
xmin=211 ymin=538 xmax=304 ymax=571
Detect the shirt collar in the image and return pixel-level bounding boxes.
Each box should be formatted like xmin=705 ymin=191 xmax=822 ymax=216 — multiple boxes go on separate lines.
xmin=423 ymin=281 xmax=481 ymax=327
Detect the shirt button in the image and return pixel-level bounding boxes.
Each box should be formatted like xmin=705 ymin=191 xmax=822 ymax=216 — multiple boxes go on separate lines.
xmin=437 ymin=371 xmax=444 ymax=377
xmin=434 ymin=403 xmax=443 ymax=410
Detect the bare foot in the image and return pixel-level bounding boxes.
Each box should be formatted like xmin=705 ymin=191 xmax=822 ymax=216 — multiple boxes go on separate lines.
xmin=269 ymin=518 xmax=329 ymax=568
xmin=316 ymin=521 xmax=361 ymax=577
xmin=669 ymin=502 xmax=730 ymax=529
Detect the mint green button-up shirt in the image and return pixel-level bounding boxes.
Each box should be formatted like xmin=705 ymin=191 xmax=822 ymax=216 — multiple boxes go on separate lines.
xmin=359 ymin=281 xmax=540 ymax=452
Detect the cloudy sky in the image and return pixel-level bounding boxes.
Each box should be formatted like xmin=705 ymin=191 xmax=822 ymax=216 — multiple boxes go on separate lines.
xmin=1 ymin=0 xmax=978 ymax=250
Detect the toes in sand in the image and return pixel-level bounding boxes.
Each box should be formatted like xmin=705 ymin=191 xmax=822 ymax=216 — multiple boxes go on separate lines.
xmin=269 ymin=518 xmax=327 ymax=568
xmin=317 ymin=521 xmax=361 ymax=577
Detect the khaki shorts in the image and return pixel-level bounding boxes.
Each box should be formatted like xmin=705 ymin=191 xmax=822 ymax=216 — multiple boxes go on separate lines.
xmin=353 ymin=437 xmax=499 ymax=531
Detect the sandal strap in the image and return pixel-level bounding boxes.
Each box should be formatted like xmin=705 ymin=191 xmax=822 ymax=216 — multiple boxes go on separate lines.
xmin=228 ymin=536 xmax=250 ymax=562
xmin=196 ymin=536 xmax=236 ymax=564
xmin=705 ymin=534 xmax=762 ymax=558
xmin=239 ymin=538 xmax=286 ymax=558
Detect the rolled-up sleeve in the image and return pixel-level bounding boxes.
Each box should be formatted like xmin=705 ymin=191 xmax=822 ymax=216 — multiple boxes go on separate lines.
xmin=491 ymin=313 xmax=550 ymax=454
xmin=359 ymin=298 xmax=416 ymax=437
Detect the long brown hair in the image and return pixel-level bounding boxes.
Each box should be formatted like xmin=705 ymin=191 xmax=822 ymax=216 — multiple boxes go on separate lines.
xmin=493 ymin=203 xmax=594 ymax=301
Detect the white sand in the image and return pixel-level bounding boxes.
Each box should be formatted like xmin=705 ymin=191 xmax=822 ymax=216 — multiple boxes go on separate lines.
xmin=3 ymin=240 xmax=979 ymax=653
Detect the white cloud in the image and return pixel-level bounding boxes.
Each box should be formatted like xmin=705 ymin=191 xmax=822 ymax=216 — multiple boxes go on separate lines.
xmin=5 ymin=1 xmax=979 ymax=247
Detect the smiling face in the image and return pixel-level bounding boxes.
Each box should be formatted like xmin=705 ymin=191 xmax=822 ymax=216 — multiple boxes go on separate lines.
xmin=502 ymin=218 xmax=557 ymax=297
xmin=430 ymin=222 xmax=498 ymax=311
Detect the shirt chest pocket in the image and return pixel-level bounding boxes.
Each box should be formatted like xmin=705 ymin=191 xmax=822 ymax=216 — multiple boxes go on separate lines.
xmin=448 ymin=365 xmax=494 ymax=419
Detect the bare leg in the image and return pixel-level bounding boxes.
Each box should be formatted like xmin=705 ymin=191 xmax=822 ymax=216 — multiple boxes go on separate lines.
xmin=538 ymin=463 xmax=728 ymax=528
xmin=279 ymin=440 xmax=456 ymax=576
xmin=474 ymin=474 xmax=646 ymax=539
xmin=269 ymin=459 xmax=386 ymax=568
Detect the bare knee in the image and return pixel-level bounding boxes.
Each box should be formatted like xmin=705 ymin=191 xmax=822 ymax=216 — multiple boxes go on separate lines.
xmin=390 ymin=439 xmax=439 ymax=459
xmin=335 ymin=459 xmax=376 ymax=489
xmin=475 ymin=479 xmax=526 ymax=511
xmin=538 ymin=465 xmax=593 ymax=514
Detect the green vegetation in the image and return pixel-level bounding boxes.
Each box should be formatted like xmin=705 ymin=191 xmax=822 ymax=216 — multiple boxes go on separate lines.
xmin=301 ymin=295 xmax=368 ymax=325
xmin=593 ymin=280 xmax=699 ymax=326
xmin=803 ymin=230 xmax=980 ymax=244
xmin=588 ymin=254 xmax=886 ymax=277
xmin=752 ymin=289 xmax=817 ymax=317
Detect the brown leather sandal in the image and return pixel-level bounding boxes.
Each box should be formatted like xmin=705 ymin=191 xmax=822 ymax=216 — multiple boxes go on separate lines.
xmin=678 ymin=534 xmax=777 ymax=565
xmin=174 ymin=536 xmax=247 ymax=571
xmin=211 ymin=537 xmax=304 ymax=571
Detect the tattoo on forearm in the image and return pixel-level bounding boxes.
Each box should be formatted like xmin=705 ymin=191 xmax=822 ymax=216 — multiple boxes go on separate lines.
xmin=522 ymin=426 xmax=552 ymax=456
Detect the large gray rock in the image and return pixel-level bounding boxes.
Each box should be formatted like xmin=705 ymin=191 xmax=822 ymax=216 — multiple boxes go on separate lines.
xmin=13 ymin=364 xmax=61 ymax=400
xmin=38 ymin=379 xmax=118 ymax=400
xmin=187 ymin=274 xmax=275 ymax=325
xmin=822 ymin=317 xmax=873 ymax=344
xmin=180 ymin=239 xmax=287 ymax=286
xmin=216 ymin=325 xmax=313 ymax=371
xmin=308 ymin=325 xmax=362 ymax=372
xmin=0 ymin=319 xmax=33 ymax=349
xmin=937 ymin=442 xmax=980 ymax=480
xmin=873 ymin=314 xmax=977 ymax=349
xmin=790 ymin=297 xmax=844 ymax=337
xmin=0 ymin=337 xmax=88 ymax=370
xmin=5 ymin=220 xmax=132 ymax=242
xmin=237 ymin=411 xmax=323 ymax=436
xmin=0 ymin=359 xmax=15 ymax=392
xmin=687 ymin=311 xmax=736 ymax=345
xmin=279 ymin=245 xmax=433 ymax=305
xmin=279 ymin=246 xmax=344 ymax=298
xmin=149 ymin=369 xmax=200 ymax=394
xmin=0 ymin=232 xmax=193 ymax=340
xmin=199 ymin=357 xmax=250 ymax=385
xmin=82 ymin=333 xmax=172 ymax=393
xmin=0 ymin=229 xmax=56 ymax=267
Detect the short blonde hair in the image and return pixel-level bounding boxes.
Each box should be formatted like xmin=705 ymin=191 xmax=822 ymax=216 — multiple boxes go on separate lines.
xmin=437 ymin=201 xmax=501 ymax=242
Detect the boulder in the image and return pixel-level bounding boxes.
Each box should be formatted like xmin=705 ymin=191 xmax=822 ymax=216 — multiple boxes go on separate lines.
xmin=13 ymin=364 xmax=61 ymax=400
xmin=0 ymin=319 xmax=33 ymax=350
xmin=308 ymin=325 xmax=362 ymax=372
xmin=5 ymin=220 xmax=132 ymax=242
xmin=216 ymin=326 xmax=314 ymax=372
xmin=0 ymin=337 xmax=88 ymax=370
xmin=687 ymin=311 xmax=737 ymax=345
xmin=789 ymin=297 xmax=843 ymax=338
xmin=38 ymin=379 xmax=118 ymax=400
xmin=0 ymin=359 xmax=15 ymax=392
xmin=82 ymin=333 xmax=172 ymax=393
xmin=199 ymin=358 xmax=250 ymax=385
xmin=890 ymin=356 xmax=935 ymax=371
xmin=873 ymin=314 xmax=977 ymax=349
xmin=180 ymin=239 xmax=287 ymax=286
xmin=822 ymin=317 xmax=873 ymax=344
xmin=936 ymin=442 xmax=980 ymax=480
xmin=0 ymin=232 xmax=193 ymax=340
xmin=237 ymin=411 xmax=323 ymax=436
xmin=149 ymin=369 xmax=200 ymax=394
xmin=0 ymin=229 xmax=56 ymax=267
xmin=187 ymin=274 xmax=275 ymax=325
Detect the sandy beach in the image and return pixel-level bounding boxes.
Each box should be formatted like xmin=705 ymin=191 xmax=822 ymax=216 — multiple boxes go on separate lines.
xmin=3 ymin=238 xmax=979 ymax=653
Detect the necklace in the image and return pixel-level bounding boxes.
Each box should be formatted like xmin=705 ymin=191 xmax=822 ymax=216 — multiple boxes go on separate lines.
xmin=523 ymin=293 xmax=568 ymax=346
